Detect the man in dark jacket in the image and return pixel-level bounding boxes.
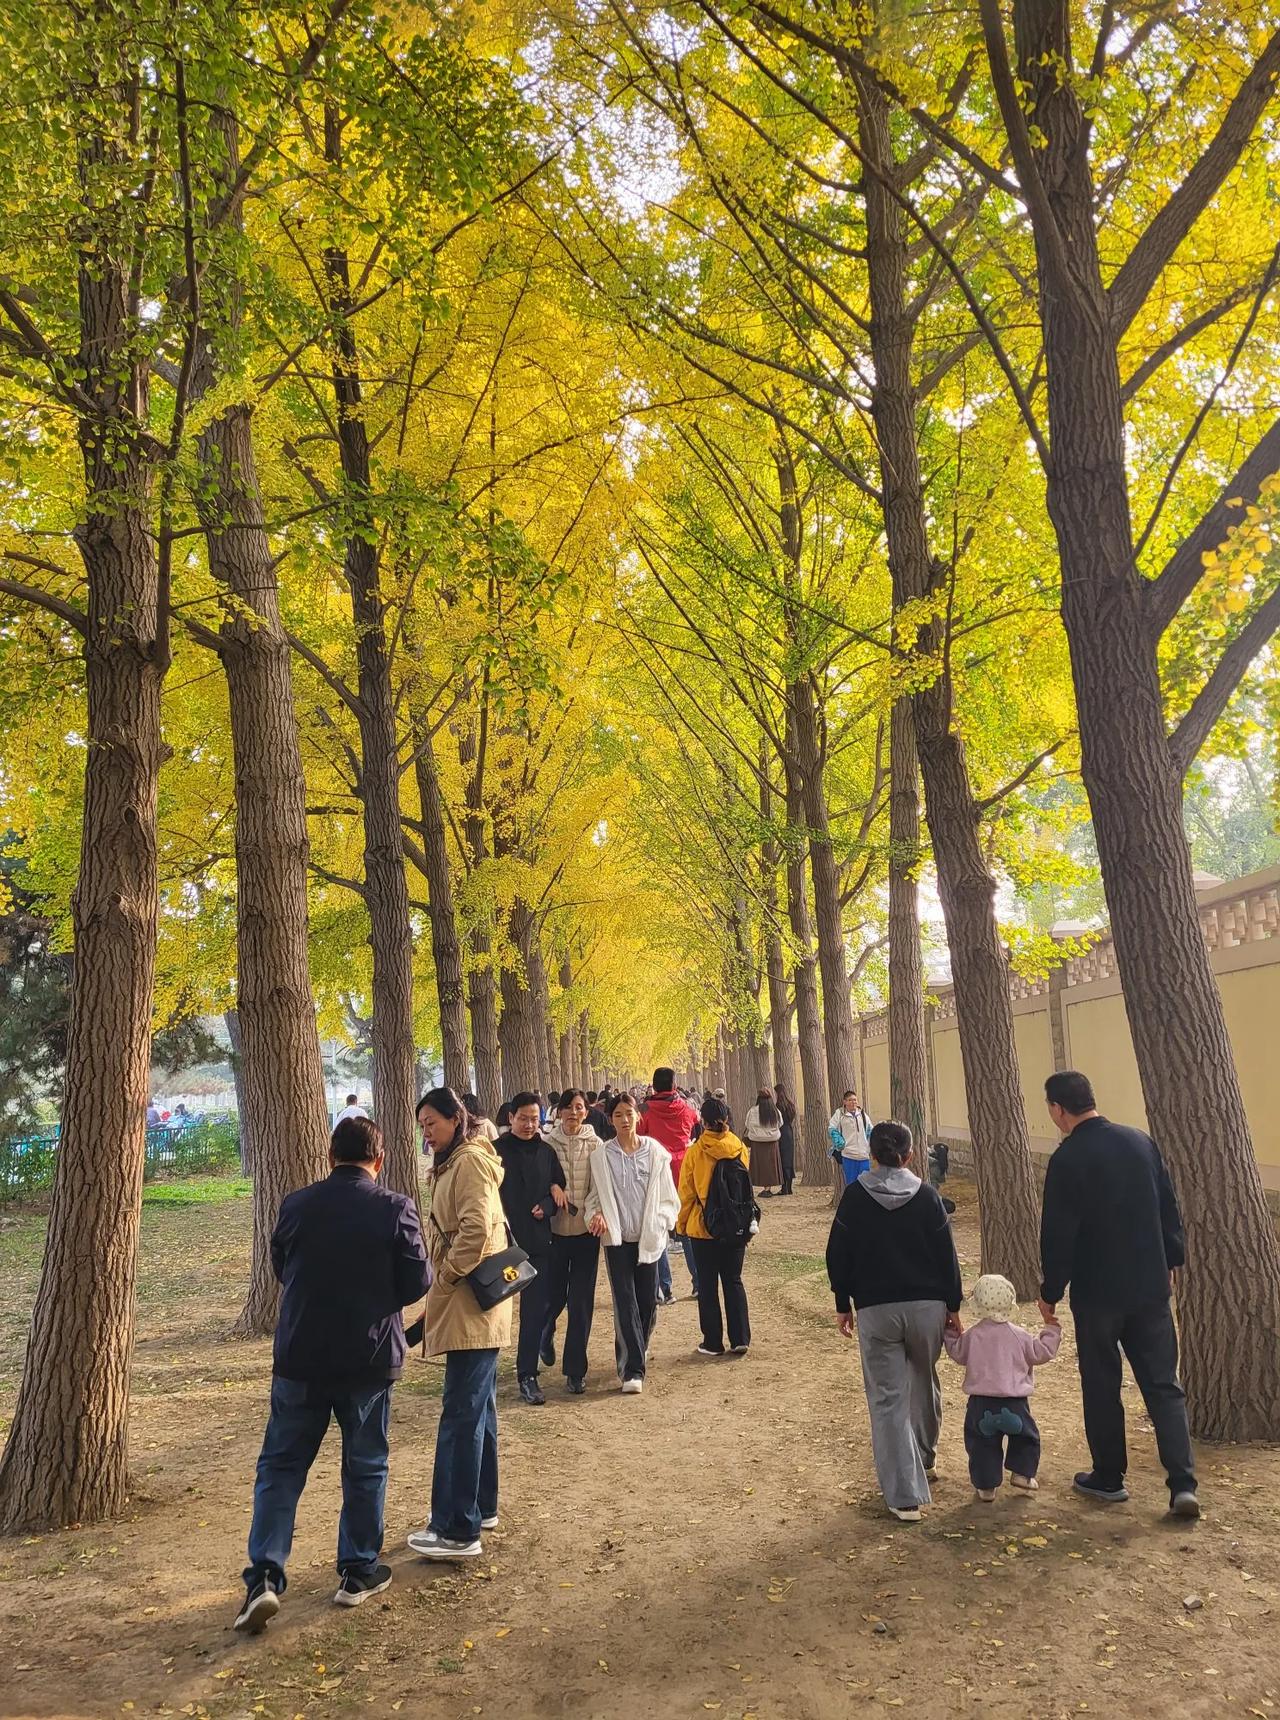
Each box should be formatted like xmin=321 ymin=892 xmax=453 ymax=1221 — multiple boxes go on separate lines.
xmin=235 ymin=1117 xmax=431 ymax=1633
xmin=1038 ymin=1070 xmax=1198 ymax=1517
xmin=494 ymin=1091 xmax=566 ymax=1405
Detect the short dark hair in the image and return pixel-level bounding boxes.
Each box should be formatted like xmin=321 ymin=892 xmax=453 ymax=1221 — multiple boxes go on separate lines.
xmin=332 ymin=1116 xmax=382 ymax=1163
xmin=558 ymin=1087 xmax=586 ymax=1112
xmin=653 ymin=1066 xmax=675 ymax=1093
xmin=869 ymin=1120 xmax=912 ymax=1167
xmin=700 ymin=1095 xmax=729 ymax=1129
xmin=843 ymin=1089 xmax=858 ymax=1102
xmin=1045 ymin=1070 xmax=1095 ymax=1114
xmin=508 ymin=1090 xmax=541 ymax=1113
xmin=345 ymin=1092 xmax=358 ymax=1106
xmin=586 ymin=1090 xmax=598 ymax=1103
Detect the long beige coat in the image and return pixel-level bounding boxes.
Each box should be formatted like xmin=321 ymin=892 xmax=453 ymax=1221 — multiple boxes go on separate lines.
xmin=423 ymin=1137 xmax=514 ymax=1357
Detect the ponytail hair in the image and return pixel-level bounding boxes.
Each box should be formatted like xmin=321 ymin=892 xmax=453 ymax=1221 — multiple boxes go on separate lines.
xmin=700 ymin=1094 xmax=729 ymax=1130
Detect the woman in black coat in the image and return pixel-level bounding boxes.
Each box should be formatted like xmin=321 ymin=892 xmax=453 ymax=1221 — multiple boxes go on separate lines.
xmin=494 ymin=1091 xmax=566 ymax=1405
xmin=774 ymin=1083 xmax=797 ymax=1195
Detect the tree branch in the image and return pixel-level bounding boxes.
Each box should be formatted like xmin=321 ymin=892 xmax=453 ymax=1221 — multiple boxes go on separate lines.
xmin=287 ymin=630 xmax=365 ymax=719
xmin=0 ymin=575 xmax=87 ymax=636
xmin=1108 ymin=28 xmax=1280 ymax=337
xmin=975 ymin=737 xmax=1071 ymax=814
xmin=1167 ymin=582 xmax=1280 ymax=779
xmin=1119 ymin=281 xmax=1255 ymax=403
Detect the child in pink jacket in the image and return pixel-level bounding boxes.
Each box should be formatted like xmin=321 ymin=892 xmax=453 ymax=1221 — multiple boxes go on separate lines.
xmin=944 ymin=1273 xmax=1061 ymax=1500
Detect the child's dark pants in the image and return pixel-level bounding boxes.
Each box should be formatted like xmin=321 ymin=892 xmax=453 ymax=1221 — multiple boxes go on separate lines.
xmin=963 ymin=1394 xmax=1040 ymax=1490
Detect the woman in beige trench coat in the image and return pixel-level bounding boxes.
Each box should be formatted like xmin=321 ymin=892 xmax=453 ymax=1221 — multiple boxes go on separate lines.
xmin=407 ymin=1088 xmax=513 ymax=1562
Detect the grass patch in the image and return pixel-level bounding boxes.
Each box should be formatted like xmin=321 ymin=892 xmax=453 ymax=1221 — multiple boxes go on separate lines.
xmin=761 ymin=1249 xmax=826 ymax=1281
xmin=141 ymin=1176 xmax=251 ymax=1207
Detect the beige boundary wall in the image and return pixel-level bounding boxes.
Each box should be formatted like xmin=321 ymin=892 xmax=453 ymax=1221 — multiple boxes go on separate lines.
xmin=855 ymin=864 xmax=1280 ymax=1207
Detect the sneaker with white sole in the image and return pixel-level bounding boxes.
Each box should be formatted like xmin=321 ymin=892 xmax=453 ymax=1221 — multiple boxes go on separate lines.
xmin=621 ymin=1377 xmax=643 ymax=1394
xmin=407 ymin=1527 xmax=482 ymax=1559
xmin=1073 ymin=1470 xmax=1129 ymax=1503
xmin=480 ymin=1514 xmax=499 ymax=1530
xmin=976 ymin=1488 xmax=996 ymax=1502
xmin=1010 ymin=1472 xmax=1039 ymax=1492
xmin=696 ymin=1343 xmax=724 ymax=1357
xmin=334 ymin=1563 xmax=392 ymax=1607
xmin=234 ymin=1578 xmax=281 ymax=1633
xmin=888 ymin=1505 xmax=922 ymax=1522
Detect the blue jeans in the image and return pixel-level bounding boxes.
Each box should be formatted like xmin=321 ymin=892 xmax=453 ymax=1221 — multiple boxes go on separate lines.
xmin=245 ymin=1376 xmax=390 ymax=1590
xmin=430 ymin=1348 xmax=499 ymax=1542
xmin=680 ymin=1233 xmax=700 ymax=1292
xmin=841 ymin=1156 xmax=870 ymax=1186
xmin=657 ymin=1232 xmax=700 ymax=1296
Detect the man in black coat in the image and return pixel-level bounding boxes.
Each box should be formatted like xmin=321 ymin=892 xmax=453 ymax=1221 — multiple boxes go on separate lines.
xmin=494 ymin=1090 xmax=566 ymax=1405
xmin=235 ymin=1117 xmax=431 ymax=1633
xmin=1038 ymin=1070 xmax=1198 ymax=1517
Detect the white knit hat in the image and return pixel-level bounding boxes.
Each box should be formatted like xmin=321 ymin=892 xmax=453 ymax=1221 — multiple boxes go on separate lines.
xmin=970 ymin=1274 xmax=1018 ymax=1320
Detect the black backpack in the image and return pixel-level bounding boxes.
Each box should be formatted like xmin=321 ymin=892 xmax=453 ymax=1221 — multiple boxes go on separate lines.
xmin=702 ymin=1156 xmax=759 ymax=1243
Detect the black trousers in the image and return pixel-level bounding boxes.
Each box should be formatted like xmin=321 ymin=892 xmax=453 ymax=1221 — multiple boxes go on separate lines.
xmin=541 ymin=1231 xmax=600 ymax=1380
xmin=514 ymin=1249 xmax=553 ymax=1382
xmin=604 ymin=1242 xmax=658 ymax=1381
xmin=963 ymin=1395 xmax=1040 ymax=1490
xmin=779 ymin=1127 xmax=795 ymax=1193
xmin=690 ymin=1237 xmax=750 ymax=1351
xmin=1074 ymin=1300 xmax=1196 ymax=1494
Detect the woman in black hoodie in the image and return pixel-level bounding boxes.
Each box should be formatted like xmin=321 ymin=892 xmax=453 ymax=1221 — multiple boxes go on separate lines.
xmin=826 ymin=1120 xmax=962 ymax=1523
xmin=494 ymin=1091 xmax=566 ymax=1405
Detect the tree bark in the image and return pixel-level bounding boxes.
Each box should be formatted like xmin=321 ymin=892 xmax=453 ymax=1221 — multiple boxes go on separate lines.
xmin=578 ymin=1013 xmax=593 ymax=1092
xmin=557 ymin=955 xmax=575 ymax=1092
xmin=497 ymin=901 xmax=541 ymax=1096
xmin=781 ymin=746 xmax=830 ymax=1184
xmin=887 ymin=697 xmax=930 ymax=1142
xmin=856 ymin=68 xmax=1040 ymax=1294
xmin=760 ymin=751 xmax=797 ymax=1099
xmin=322 ymin=110 xmax=416 ymax=1202
xmin=224 ymin=1007 xmax=253 ymax=1177
xmin=529 ymin=939 xmax=555 ymax=1094
xmin=410 ymin=734 xmax=469 ymax=1091
xmin=0 ymin=199 xmax=162 ymax=1530
xmin=1004 ymin=0 xmax=1280 ymax=1433
xmin=190 ymin=170 xmax=329 ymax=1330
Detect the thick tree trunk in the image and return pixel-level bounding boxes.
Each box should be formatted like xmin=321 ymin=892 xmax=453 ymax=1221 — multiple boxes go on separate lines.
xmin=192 ymin=285 xmax=329 ymax=1333
xmin=529 ymin=940 xmax=555 ymax=1094
xmin=557 ymin=955 xmax=575 ymax=1092
xmin=856 ymin=70 xmax=1039 ymax=1293
xmin=578 ymin=1014 xmax=593 ymax=1092
xmin=1010 ymin=0 xmax=1280 ymax=1434
xmin=781 ymin=748 xmax=830 ymax=1184
xmin=224 ymin=1007 xmax=253 ymax=1178
xmin=760 ymin=756 xmax=798 ymax=1098
xmin=467 ymin=941 xmax=501 ymax=1109
xmin=322 ymin=115 xmax=416 ymax=1203
xmin=0 ymin=214 xmax=162 ymax=1530
xmin=497 ymin=902 xmax=541 ymax=1096
xmin=887 ymin=697 xmax=930 ymax=1142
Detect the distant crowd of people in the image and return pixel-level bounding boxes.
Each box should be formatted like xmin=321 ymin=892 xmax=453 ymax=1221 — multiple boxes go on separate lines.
xmin=232 ymin=1062 xmax=1199 ymax=1636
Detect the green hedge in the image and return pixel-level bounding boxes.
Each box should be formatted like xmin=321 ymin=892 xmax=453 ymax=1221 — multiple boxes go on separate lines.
xmin=0 ymin=1116 xmax=242 ymax=1203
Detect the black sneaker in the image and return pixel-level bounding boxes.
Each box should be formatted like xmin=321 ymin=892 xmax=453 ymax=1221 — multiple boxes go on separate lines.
xmin=1073 ymin=1470 xmax=1129 ymax=1503
xmin=540 ymin=1336 xmax=556 ymax=1368
xmin=1170 ymin=1489 xmax=1201 ymax=1520
xmin=519 ymin=1375 xmax=546 ymax=1405
xmin=234 ymin=1578 xmax=281 ymax=1633
xmin=333 ymin=1563 xmax=392 ymax=1608
xmin=566 ymin=1375 xmax=586 ymax=1395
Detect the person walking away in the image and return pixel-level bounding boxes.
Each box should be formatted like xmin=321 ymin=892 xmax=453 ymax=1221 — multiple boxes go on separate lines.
xmin=829 ymin=1090 xmax=873 ymax=1185
xmin=539 ymin=1089 xmax=602 ymax=1393
xmin=494 ymin=1091 xmax=567 ymax=1407
xmin=773 ymin=1083 xmax=797 ymax=1195
xmin=408 ymin=1089 xmax=513 ymax=1561
xmin=678 ymin=1095 xmax=754 ymax=1357
xmin=234 ymin=1117 xmax=431 ymax=1632
xmin=944 ymin=1274 xmax=1060 ymax=1501
xmin=335 ymin=1092 xmax=368 ymax=1124
xmin=586 ymin=1092 xmax=680 ymax=1393
xmin=1039 ymin=1070 xmax=1199 ymax=1518
xmin=585 ymin=1090 xmax=610 ymax=1136
xmin=826 ymin=1120 xmax=961 ymax=1523
xmin=641 ymin=1067 xmax=701 ymax=1302
xmin=465 ymin=1092 xmax=499 ymax=1143
xmin=744 ymin=1088 xmax=784 ymax=1196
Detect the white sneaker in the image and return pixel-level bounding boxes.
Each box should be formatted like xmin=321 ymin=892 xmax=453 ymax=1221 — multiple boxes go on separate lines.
xmin=480 ymin=1515 xmax=499 ymax=1531
xmin=621 ymin=1378 xmax=643 ymax=1394
xmin=1010 ymin=1473 xmax=1039 ymax=1492
xmin=407 ymin=1527 xmax=482 ymax=1559
xmin=888 ymin=1505 xmax=922 ymax=1522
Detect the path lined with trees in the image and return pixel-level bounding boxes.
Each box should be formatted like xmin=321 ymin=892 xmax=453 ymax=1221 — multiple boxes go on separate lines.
xmin=1 ymin=0 xmax=1280 ymax=1535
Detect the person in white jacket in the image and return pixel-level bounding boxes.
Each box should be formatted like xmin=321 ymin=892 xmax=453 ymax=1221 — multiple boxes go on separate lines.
xmin=586 ymin=1091 xmax=680 ymax=1394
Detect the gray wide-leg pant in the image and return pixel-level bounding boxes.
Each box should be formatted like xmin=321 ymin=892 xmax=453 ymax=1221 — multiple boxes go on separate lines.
xmin=856 ymin=1299 xmax=947 ymax=1511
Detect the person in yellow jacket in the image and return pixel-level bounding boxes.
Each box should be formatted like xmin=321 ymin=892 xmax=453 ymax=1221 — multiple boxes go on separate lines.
xmin=677 ymin=1094 xmax=753 ymax=1357
xmin=407 ymin=1088 xmax=512 ymax=1563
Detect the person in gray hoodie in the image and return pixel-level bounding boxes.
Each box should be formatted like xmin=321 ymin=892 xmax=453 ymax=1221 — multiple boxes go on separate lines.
xmin=826 ymin=1120 xmax=962 ymax=1522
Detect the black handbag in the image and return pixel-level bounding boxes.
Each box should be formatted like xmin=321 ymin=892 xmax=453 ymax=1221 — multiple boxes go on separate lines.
xmin=431 ymin=1214 xmax=537 ymax=1311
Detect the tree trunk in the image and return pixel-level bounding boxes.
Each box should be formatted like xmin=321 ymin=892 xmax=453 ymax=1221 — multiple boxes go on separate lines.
xmin=224 ymin=1007 xmax=253 ymax=1178
xmin=557 ymin=955 xmax=575 ymax=1092
xmin=497 ymin=901 xmax=541 ymax=1096
xmin=578 ymin=1014 xmax=593 ymax=1092
xmin=781 ymin=748 xmax=830 ymax=1184
xmin=191 ymin=260 xmax=329 ymax=1332
xmin=411 ymin=734 xmax=469 ymax=1091
xmin=760 ymin=756 xmax=798 ymax=1098
xmin=0 ymin=209 xmax=162 ymax=1530
xmin=529 ymin=939 xmax=555 ymax=1094
xmin=856 ymin=68 xmax=1039 ymax=1293
xmin=322 ymin=113 xmax=416 ymax=1203
xmin=887 ymin=697 xmax=930 ymax=1142
xmin=468 ymin=940 xmax=501 ymax=1109
xmin=1010 ymin=0 xmax=1280 ymax=1433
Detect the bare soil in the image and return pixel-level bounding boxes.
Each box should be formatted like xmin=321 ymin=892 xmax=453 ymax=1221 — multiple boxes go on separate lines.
xmin=2 ymin=1180 xmax=1279 ymax=1720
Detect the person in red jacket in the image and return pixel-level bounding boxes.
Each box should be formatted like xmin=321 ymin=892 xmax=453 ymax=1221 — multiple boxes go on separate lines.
xmin=641 ymin=1068 xmax=700 ymax=1302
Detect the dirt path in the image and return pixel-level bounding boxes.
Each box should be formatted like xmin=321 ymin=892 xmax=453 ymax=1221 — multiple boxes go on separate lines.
xmin=2 ymin=1182 xmax=1279 ymax=1720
